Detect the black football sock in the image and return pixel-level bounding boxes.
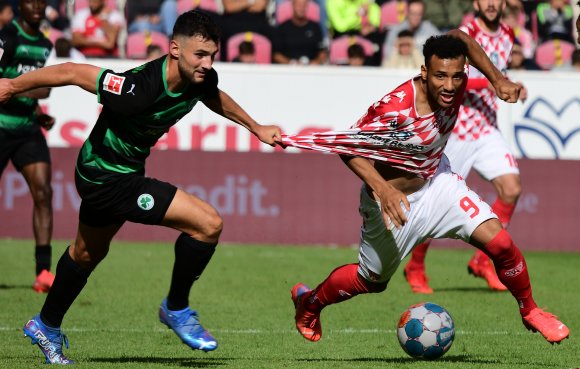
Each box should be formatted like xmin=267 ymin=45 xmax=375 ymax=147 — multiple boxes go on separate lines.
xmin=35 ymin=245 xmax=52 ymax=275
xmin=40 ymin=247 xmax=92 ymax=328
xmin=167 ymin=233 xmax=217 ymax=311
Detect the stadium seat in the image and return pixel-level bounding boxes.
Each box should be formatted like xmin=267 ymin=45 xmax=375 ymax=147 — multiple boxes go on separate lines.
xmin=534 ymin=39 xmax=576 ymax=70
xmin=226 ymin=32 xmax=272 ymax=64
xmin=275 ymin=0 xmax=321 ymax=24
xmin=126 ymin=31 xmax=170 ymax=59
xmin=329 ymin=35 xmax=376 ymax=65
xmin=74 ymin=0 xmax=118 ymax=11
xmin=176 ymin=0 xmax=219 ymax=14
xmin=380 ymin=0 xmax=407 ymax=31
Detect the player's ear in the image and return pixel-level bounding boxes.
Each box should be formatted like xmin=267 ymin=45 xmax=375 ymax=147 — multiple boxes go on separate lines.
xmin=169 ymin=39 xmax=180 ymax=59
xmin=420 ymin=64 xmax=427 ymax=81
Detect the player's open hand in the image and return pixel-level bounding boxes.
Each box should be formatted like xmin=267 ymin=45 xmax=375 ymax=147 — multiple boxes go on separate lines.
xmin=0 ymin=78 xmax=15 ymax=103
xmin=255 ymin=124 xmax=283 ymax=147
xmin=494 ymin=78 xmax=521 ymax=103
xmin=375 ymin=182 xmax=410 ymax=229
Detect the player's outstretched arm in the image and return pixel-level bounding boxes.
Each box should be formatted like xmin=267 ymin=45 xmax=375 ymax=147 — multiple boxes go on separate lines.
xmin=203 ymin=89 xmax=282 ymax=146
xmin=447 ymin=29 xmax=521 ymax=103
xmin=0 ymin=62 xmax=101 ymax=103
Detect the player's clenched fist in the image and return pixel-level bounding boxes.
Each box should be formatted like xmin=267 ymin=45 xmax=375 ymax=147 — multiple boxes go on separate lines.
xmin=493 ymin=78 xmax=521 ymax=103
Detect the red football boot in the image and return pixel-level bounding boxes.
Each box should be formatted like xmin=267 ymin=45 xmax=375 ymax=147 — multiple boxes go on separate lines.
xmin=291 ymin=283 xmax=322 ymax=342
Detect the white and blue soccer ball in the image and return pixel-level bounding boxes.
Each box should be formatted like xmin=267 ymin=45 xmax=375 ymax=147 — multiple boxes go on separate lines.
xmin=396 ymin=302 xmax=455 ymax=360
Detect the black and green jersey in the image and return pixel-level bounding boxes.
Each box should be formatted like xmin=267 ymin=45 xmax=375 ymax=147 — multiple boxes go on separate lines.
xmin=0 ymin=20 xmax=52 ymax=133
xmin=76 ymin=56 xmax=219 ymax=184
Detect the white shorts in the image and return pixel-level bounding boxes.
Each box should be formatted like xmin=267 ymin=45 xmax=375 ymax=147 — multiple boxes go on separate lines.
xmin=444 ymin=128 xmax=519 ymax=180
xmin=357 ymin=157 xmax=497 ymax=283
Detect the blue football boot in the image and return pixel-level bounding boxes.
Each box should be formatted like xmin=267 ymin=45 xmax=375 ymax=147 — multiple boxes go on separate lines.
xmin=23 ymin=315 xmax=74 ymax=364
xmin=159 ymin=299 xmax=218 ymax=352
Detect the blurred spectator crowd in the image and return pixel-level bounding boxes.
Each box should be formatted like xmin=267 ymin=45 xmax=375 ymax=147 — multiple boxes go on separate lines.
xmin=1 ymin=0 xmax=580 ymax=71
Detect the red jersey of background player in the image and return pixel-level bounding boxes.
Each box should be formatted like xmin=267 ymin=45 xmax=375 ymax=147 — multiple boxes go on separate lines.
xmin=454 ymin=19 xmax=515 ymax=141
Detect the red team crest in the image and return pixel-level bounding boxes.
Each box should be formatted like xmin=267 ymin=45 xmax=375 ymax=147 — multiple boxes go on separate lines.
xmin=103 ymin=73 xmax=125 ymax=95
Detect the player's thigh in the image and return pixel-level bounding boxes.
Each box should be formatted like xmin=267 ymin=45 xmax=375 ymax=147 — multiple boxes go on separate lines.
xmin=162 ymin=188 xmax=222 ymax=238
xmin=427 ymin=168 xmax=497 ymax=242
xmin=472 ymin=130 xmax=519 ymax=181
xmin=11 ymin=130 xmax=51 ymax=171
xmin=357 ymin=185 xmax=425 ymax=283
xmin=20 ymin=162 xmax=52 ymax=195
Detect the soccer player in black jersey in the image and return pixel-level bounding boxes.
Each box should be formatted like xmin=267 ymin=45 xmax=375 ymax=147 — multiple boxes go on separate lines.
xmin=0 ymin=10 xmax=282 ymax=364
xmin=0 ymin=0 xmax=56 ymax=293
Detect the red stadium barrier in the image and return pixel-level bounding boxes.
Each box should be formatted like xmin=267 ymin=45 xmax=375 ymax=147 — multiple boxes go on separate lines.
xmin=0 ymin=148 xmax=579 ymax=251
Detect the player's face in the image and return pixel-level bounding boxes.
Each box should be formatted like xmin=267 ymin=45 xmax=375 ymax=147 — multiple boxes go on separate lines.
xmin=19 ymin=0 xmax=46 ymax=27
xmin=176 ymin=35 xmax=218 ymax=84
xmin=474 ymin=0 xmax=505 ymax=24
xmin=422 ymin=55 xmax=466 ymax=109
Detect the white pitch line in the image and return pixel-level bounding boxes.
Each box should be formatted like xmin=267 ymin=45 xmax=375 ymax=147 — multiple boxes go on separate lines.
xmin=0 ymin=326 xmax=525 ymax=335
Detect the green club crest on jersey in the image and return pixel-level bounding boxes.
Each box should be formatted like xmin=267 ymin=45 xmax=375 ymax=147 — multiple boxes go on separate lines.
xmin=137 ymin=194 xmax=155 ymax=211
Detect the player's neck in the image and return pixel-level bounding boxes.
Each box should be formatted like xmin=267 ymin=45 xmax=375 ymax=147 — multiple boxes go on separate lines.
xmin=16 ymin=19 xmax=41 ymax=37
xmin=165 ymin=56 xmax=189 ymax=93
xmin=476 ymin=17 xmax=500 ymax=33
xmin=414 ymin=78 xmax=435 ymax=116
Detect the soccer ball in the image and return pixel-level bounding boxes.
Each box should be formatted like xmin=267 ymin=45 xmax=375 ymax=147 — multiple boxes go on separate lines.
xmin=396 ymin=302 xmax=455 ymax=360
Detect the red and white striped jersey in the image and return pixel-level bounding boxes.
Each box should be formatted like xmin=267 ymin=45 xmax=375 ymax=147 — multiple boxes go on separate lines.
xmin=281 ymin=77 xmax=466 ymax=179
xmin=455 ymin=19 xmax=515 ymax=141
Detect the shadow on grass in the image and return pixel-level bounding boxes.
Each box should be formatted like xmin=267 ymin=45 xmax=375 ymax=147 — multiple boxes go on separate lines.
xmin=89 ymin=356 xmax=231 ymax=367
xmin=0 ymin=283 xmax=31 ymax=290
xmin=434 ymin=286 xmax=508 ymax=293
xmin=295 ymin=354 xmax=494 ymax=364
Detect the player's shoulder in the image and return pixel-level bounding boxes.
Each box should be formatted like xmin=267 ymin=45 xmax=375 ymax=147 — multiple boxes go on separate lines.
xmin=380 ymin=78 xmax=415 ymax=109
xmin=0 ymin=22 xmax=18 ymax=40
xmin=498 ymin=22 xmax=516 ymax=41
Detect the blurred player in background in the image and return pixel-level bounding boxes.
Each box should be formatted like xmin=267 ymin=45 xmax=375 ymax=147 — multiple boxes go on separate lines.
xmin=0 ymin=0 xmax=55 ymax=293
xmin=282 ymin=32 xmax=569 ymax=345
xmin=0 ymin=10 xmax=282 ymax=364
xmin=403 ymin=0 xmax=528 ymax=294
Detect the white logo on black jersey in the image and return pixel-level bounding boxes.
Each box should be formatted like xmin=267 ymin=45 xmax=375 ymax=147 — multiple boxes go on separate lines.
xmin=127 ymin=84 xmax=136 ymax=95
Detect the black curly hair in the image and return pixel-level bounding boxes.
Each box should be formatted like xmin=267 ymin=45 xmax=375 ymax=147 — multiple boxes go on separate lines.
xmin=172 ymin=10 xmax=220 ymax=45
xmin=423 ymin=35 xmax=468 ymax=67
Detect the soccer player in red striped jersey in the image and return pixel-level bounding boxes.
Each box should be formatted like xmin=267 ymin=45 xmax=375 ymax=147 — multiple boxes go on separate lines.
xmin=282 ymin=31 xmax=569 ymax=345
xmin=403 ymin=0 xmax=530 ymax=294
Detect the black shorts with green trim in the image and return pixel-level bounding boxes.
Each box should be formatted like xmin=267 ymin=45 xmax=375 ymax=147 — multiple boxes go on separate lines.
xmin=75 ymin=170 xmax=178 ymax=228
xmin=0 ymin=128 xmax=50 ymax=173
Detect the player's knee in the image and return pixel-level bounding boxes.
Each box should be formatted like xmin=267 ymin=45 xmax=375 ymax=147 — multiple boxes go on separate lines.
xmin=201 ymin=211 xmax=223 ymax=240
xmin=70 ymin=242 xmax=109 ymax=270
xmin=358 ymin=272 xmax=389 ymax=293
xmin=484 ymin=229 xmax=514 ymax=259
xmin=364 ymin=278 xmax=389 ymax=293
xmin=31 ymin=184 xmax=53 ymax=207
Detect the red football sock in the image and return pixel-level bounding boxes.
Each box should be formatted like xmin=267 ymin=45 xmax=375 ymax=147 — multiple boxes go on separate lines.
xmin=306 ymin=264 xmax=371 ymax=311
xmin=408 ymin=241 xmax=430 ymax=270
xmin=491 ymin=198 xmax=517 ymax=228
xmin=483 ymin=230 xmax=537 ymax=316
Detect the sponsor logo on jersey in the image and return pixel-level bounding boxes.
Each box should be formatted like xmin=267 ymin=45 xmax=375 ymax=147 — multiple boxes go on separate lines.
xmin=103 ymin=73 xmax=125 ymax=95
xmin=126 ymin=83 xmax=136 ymax=95
xmin=137 ymin=193 xmax=155 ymax=210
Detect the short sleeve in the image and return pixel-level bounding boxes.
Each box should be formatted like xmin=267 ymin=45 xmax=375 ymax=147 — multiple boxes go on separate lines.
xmin=97 ymin=69 xmax=155 ymax=114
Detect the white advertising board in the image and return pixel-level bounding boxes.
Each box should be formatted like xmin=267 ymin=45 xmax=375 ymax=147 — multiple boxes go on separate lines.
xmin=42 ymin=59 xmax=580 ymax=159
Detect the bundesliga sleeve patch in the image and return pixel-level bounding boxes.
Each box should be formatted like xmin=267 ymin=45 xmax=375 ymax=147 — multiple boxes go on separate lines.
xmin=103 ymin=73 xmax=125 ymax=95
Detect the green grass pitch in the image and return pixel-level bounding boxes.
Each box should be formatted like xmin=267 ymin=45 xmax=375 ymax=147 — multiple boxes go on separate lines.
xmin=0 ymin=239 xmax=578 ymax=369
